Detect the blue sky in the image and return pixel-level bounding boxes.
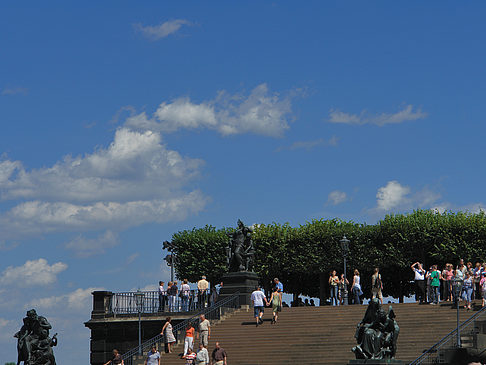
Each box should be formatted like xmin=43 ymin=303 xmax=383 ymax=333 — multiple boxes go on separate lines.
xmin=1 ymin=1 xmax=486 ymax=362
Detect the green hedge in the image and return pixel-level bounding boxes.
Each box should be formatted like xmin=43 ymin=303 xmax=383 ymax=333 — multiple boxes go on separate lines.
xmin=170 ymin=210 xmax=486 ymax=301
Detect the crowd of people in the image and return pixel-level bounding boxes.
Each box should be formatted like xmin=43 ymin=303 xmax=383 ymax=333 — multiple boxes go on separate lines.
xmin=412 ymin=259 xmax=486 ymax=309
xmin=157 ymin=276 xmax=223 ymax=313
xmin=157 ymin=313 xmax=227 ymax=365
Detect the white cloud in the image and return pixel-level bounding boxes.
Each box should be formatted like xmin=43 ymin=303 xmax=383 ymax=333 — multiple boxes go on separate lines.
xmin=65 ymin=230 xmax=119 ymax=258
xmin=376 ymin=181 xmax=411 ymax=210
xmin=125 ymin=83 xmax=294 ymax=138
xmin=1 ymin=87 xmax=28 ymax=96
xmin=0 ymin=127 xmax=207 ymax=240
xmin=0 ymin=258 xmax=67 ymax=287
xmin=329 ymin=105 xmax=427 ymax=126
xmin=27 ymin=287 xmax=103 ymax=311
xmin=328 ymin=190 xmax=347 ymax=205
xmin=126 ymin=253 xmax=139 ymax=264
xmin=375 ymin=181 xmax=442 ymax=212
xmin=134 ymin=19 xmax=192 ymax=40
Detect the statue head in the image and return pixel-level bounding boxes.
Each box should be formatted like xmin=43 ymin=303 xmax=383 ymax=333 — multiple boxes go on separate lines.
xmin=26 ymin=309 xmax=38 ymax=320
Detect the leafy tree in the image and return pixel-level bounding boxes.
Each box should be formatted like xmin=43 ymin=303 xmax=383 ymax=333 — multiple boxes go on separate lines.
xmin=167 ymin=210 xmax=486 ymax=300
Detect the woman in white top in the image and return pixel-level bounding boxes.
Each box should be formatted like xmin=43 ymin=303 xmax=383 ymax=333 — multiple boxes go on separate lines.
xmin=351 ymin=269 xmax=362 ymax=305
xmin=181 ymin=279 xmax=191 ymax=311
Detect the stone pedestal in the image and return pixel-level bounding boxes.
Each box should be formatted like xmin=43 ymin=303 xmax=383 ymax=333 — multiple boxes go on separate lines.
xmin=348 ymin=360 xmax=404 ymax=364
xmin=218 ymin=271 xmax=259 ymax=307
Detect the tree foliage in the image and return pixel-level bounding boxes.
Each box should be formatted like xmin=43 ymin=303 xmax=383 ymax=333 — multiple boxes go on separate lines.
xmin=169 ymin=210 xmax=486 ymax=300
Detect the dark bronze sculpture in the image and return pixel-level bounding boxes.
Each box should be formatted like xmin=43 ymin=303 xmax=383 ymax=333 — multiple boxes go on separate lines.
xmin=14 ymin=309 xmax=57 ymax=365
xmin=226 ymin=219 xmax=255 ymax=272
xmin=352 ymin=298 xmax=399 ymax=360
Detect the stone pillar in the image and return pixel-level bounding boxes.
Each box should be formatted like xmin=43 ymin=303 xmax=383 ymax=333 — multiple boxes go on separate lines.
xmin=219 ymin=271 xmax=259 ymax=308
xmin=91 ymin=291 xmax=113 ymax=318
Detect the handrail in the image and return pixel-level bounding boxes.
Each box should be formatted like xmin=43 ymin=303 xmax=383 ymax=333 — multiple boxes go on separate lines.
xmin=111 ymin=289 xmax=211 ymax=315
xmin=409 ymin=304 xmax=486 ymax=364
xmin=121 ymin=292 xmax=240 ymax=364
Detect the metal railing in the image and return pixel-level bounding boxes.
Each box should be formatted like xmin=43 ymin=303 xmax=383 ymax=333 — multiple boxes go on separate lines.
xmin=409 ymin=305 xmax=486 ymax=364
xmin=112 ymin=289 xmax=211 ymax=315
xmin=121 ymin=292 xmax=240 ymax=365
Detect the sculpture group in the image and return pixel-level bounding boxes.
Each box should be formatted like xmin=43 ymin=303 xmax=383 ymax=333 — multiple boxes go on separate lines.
xmin=352 ymin=298 xmax=400 ymax=360
xmin=14 ymin=309 xmax=57 ymax=365
xmin=226 ymin=219 xmax=255 ymax=272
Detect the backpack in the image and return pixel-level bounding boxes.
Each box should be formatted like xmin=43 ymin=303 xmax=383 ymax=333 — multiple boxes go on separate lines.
xmin=373 ymin=274 xmax=382 ymax=289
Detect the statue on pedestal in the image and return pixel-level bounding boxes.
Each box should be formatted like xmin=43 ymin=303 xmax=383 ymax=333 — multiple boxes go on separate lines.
xmin=226 ymin=219 xmax=255 ymax=272
xmin=352 ymin=298 xmax=399 ymax=360
xmin=14 ymin=309 xmax=57 ymax=365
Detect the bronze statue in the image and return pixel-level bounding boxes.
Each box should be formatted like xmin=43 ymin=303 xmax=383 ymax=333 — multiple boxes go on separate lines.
xmin=352 ymin=298 xmax=399 ymax=360
xmin=226 ymin=219 xmax=255 ymax=272
xmin=14 ymin=309 xmax=57 ymax=365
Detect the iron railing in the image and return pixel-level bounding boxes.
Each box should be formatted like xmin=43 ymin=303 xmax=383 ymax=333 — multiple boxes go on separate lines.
xmin=409 ymin=305 xmax=486 ymax=364
xmin=121 ymin=292 xmax=240 ymax=365
xmin=112 ymin=289 xmax=211 ymax=315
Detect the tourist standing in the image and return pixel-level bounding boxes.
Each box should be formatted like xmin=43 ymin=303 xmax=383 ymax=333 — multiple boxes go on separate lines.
xmin=411 ymin=262 xmax=426 ymax=304
xmin=167 ymin=281 xmax=178 ymax=312
xmin=144 ymin=345 xmax=160 ymax=365
xmin=251 ymin=285 xmax=269 ymax=326
xmin=463 ymin=271 xmax=474 ymax=310
xmin=473 ymin=262 xmax=482 ymax=300
xmin=104 ymin=349 xmax=124 ymax=365
xmin=442 ymin=264 xmax=454 ymax=302
xmin=197 ymin=276 xmax=209 ymax=309
xmin=371 ymin=268 xmax=383 ymax=305
xmin=454 ymin=264 xmax=464 ymax=305
xmin=161 ymin=317 xmax=176 ymax=353
xmin=269 ymin=286 xmax=281 ymax=324
xmin=181 ymin=279 xmax=191 ymax=311
xmin=480 ymin=272 xmax=486 ymax=308
xmin=338 ymin=274 xmax=349 ymax=305
xmin=195 ymin=343 xmax=209 ymax=365
xmin=351 ymin=269 xmax=362 ymax=305
xmin=274 ymin=277 xmax=284 ymax=300
xmin=211 ymin=342 xmax=227 ymax=365
xmin=428 ymin=265 xmax=441 ymax=305
xmin=329 ymin=270 xmax=339 ymax=306
xmin=183 ymin=323 xmax=195 ymax=357
xmin=158 ymin=281 xmax=166 ymax=312
xmin=197 ymin=314 xmax=211 ymax=348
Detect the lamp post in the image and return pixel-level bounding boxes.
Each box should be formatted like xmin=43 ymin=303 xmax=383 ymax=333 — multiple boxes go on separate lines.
xmin=163 ymin=241 xmax=175 ymax=282
xmin=134 ymin=289 xmax=145 ymax=355
xmin=453 ymin=277 xmax=463 ymax=348
xmin=340 ymin=235 xmax=350 ymax=305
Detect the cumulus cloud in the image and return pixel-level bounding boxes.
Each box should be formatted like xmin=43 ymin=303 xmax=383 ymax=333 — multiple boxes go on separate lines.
xmin=376 ymin=181 xmax=411 ymax=210
xmin=327 ymin=190 xmax=347 ymax=205
xmin=0 ymin=128 xmax=207 ymax=240
xmin=134 ymin=19 xmax=192 ymax=40
xmin=374 ymin=180 xmax=442 ymax=212
xmin=27 ymin=287 xmax=103 ymax=311
xmin=0 ymin=258 xmax=67 ymax=287
xmin=329 ymin=105 xmax=427 ymax=126
xmin=125 ymin=84 xmax=294 ymax=138
xmin=65 ymin=230 xmax=119 ymax=258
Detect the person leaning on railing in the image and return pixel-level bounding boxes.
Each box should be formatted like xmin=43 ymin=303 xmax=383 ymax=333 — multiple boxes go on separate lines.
xmin=197 ymin=276 xmax=209 ymax=309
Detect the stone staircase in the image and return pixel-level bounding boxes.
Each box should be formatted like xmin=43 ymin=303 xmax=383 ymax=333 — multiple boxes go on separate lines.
xmin=148 ymin=302 xmax=479 ymax=365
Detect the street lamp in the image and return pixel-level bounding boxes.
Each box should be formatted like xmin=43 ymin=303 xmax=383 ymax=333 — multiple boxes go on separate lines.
xmin=163 ymin=241 xmax=175 ymax=282
xmin=340 ymin=235 xmax=350 ymax=306
xmin=452 ymin=277 xmax=463 ymax=348
xmin=134 ymin=289 xmax=145 ymax=355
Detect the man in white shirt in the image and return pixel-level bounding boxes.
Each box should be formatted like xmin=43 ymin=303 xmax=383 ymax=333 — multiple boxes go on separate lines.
xmin=158 ymin=281 xmax=165 ymax=312
xmin=411 ymin=262 xmax=425 ymax=304
xmin=251 ymin=285 xmax=268 ymax=326
xmin=195 ymin=343 xmax=209 ymax=365
xmin=197 ymin=276 xmax=209 ymax=309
